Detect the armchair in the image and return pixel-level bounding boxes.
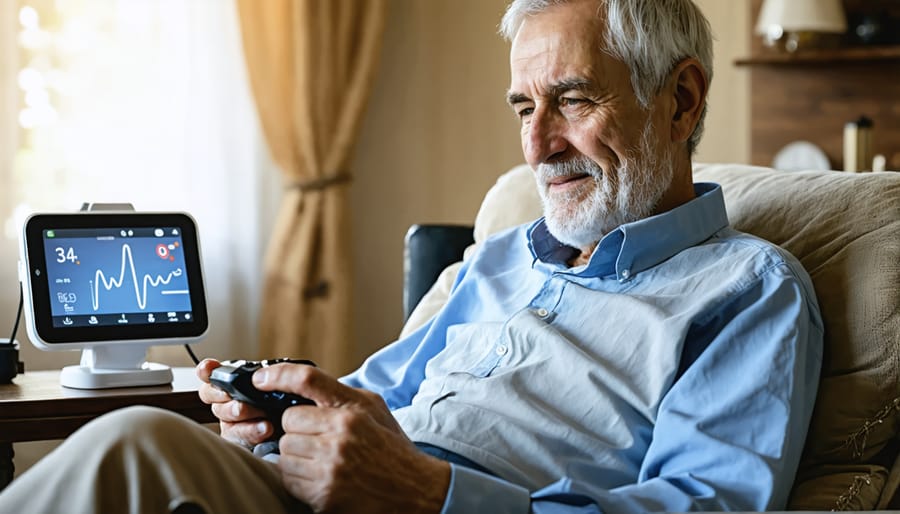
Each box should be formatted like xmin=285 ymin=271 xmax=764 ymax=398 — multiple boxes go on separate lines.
xmin=402 ymin=163 xmax=900 ymax=510
xmin=403 ymin=225 xmax=473 ymax=321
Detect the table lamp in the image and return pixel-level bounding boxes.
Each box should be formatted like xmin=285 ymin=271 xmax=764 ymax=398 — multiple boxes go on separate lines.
xmin=755 ymin=0 xmax=847 ymax=52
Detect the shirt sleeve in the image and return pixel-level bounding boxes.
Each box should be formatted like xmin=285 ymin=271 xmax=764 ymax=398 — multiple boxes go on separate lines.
xmin=440 ymin=262 xmax=823 ymax=513
xmin=441 ymin=465 xmax=531 ymax=514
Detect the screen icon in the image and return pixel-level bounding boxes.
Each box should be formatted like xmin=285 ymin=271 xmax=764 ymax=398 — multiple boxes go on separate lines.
xmin=62 ymin=316 xmax=73 ymax=325
xmin=88 ymin=316 xmax=99 ymax=325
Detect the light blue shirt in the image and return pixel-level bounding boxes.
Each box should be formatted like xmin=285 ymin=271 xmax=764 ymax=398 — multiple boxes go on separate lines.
xmin=343 ymin=183 xmax=823 ymax=513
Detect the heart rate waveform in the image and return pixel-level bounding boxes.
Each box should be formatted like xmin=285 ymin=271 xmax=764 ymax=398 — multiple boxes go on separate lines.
xmin=89 ymin=243 xmax=185 ymax=311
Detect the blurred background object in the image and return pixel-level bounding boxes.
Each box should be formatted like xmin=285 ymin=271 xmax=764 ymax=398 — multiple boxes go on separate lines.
xmin=755 ymin=0 xmax=847 ymax=52
xmin=844 ymin=116 xmax=874 ymax=172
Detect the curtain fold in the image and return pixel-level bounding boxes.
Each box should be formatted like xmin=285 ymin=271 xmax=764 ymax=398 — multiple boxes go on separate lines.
xmin=236 ymin=0 xmax=386 ymax=374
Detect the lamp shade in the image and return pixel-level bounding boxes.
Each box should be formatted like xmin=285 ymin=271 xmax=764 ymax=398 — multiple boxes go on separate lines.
xmin=755 ymin=0 xmax=847 ymax=35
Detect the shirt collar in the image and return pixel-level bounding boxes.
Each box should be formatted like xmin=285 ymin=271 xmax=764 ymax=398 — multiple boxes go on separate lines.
xmin=527 ymin=182 xmax=729 ymax=279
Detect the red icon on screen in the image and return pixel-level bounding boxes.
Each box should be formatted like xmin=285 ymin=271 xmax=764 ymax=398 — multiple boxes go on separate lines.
xmin=156 ymin=243 xmax=177 ymax=261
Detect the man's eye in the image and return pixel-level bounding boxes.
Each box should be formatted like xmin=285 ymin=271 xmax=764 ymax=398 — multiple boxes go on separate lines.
xmin=516 ymin=107 xmax=534 ymax=118
xmin=560 ymin=97 xmax=586 ymax=107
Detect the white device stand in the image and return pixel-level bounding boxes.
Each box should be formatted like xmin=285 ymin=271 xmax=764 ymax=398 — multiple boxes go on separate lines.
xmin=57 ymin=203 xmax=173 ymax=389
xmin=61 ymin=344 xmax=173 ymax=389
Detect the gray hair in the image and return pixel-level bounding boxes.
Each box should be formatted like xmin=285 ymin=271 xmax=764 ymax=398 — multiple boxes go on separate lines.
xmin=500 ymin=0 xmax=714 ymax=154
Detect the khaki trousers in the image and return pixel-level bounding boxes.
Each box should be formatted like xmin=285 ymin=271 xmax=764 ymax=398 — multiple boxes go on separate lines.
xmin=0 ymin=406 xmax=309 ymax=514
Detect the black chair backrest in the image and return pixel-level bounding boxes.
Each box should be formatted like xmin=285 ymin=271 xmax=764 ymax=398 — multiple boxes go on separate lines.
xmin=402 ymin=224 xmax=474 ymax=320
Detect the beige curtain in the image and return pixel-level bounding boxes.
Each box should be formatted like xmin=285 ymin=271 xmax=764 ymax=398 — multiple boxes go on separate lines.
xmin=236 ymin=0 xmax=386 ymax=374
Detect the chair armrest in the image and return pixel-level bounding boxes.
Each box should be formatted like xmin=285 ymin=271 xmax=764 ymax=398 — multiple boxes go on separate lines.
xmin=403 ymin=224 xmax=474 ymax=320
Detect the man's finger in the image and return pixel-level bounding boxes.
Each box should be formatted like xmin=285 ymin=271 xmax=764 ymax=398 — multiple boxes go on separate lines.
xmin=212 ymin=399 xmax=267 ymax=422
xmin=280 ymin=471 xmax=324 ymax=510
xmin=195 ymin=358 xmax=221 ymax=383
xmin=279 ymin=451 xmax=321 ymax=482
xmin=198 ymin=382 xmax=230 ymax=404
xmin=252 ymin=363 xmax=354 ymax=407
xmin=221 ymin=420 xmax=273 ymax=448
xmin=279 ymin=433 xmax=327 ymax=462
xmin=281 ymin=405 xmax=342 ymax=435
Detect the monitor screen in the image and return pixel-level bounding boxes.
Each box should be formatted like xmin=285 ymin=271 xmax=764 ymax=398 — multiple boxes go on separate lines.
xmin=44 ymin=226 xmax=194 ymax=327
xmin=21 ymin=212 xmax=208 ymax=347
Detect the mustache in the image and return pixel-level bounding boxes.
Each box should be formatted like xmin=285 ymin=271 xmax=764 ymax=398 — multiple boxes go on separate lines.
xmin=537 ymin=156 xmax=603 ymax=182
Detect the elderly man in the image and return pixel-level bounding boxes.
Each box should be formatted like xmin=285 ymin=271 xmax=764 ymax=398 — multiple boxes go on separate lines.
xmin=0 ymin=0 xmax=821 ymax=512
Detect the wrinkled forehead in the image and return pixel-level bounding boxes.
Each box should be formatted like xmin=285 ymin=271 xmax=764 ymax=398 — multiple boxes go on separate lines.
xmin=509 ymin=2 xmax=633 ymax=94
xmin=509 ymin=2 xmax=608 ymax=82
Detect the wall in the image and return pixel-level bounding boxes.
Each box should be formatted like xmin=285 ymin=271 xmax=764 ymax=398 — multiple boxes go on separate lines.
xmin=349 ymin=0 xmax=753 ymax=364
xmin=350 ymin=0 xmax=523 ymax=364
xmin=692 ymin=0 xmax=752 ymax=165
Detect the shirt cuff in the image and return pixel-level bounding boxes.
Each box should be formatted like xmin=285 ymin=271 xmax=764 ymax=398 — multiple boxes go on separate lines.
xmin=440 ymin=463 xmax=531 ymax=514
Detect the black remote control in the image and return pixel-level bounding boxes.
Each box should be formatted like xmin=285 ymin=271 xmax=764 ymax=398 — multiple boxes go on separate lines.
xmin=210 ymin=358 xmax=317 ymax=436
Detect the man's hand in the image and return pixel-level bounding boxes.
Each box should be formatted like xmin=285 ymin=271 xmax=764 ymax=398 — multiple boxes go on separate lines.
xmin=196 ymin=359 xmax=274 ymax=447
xmin=255 ymin=363 xmax=451 ymax=514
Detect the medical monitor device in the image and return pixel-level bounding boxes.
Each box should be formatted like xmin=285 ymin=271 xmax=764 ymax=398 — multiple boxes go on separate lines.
xmin=19 ymin=210 xmax=208 ymax=389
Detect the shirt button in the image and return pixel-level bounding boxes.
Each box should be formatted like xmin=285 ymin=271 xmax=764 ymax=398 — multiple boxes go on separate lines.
xmin=620 ymin=269 xmax=631 ymax=280
xmin=536 ymin=308 xmax=550 ymax=318
xmin=495 ymin=345 xmax=508 ymax=356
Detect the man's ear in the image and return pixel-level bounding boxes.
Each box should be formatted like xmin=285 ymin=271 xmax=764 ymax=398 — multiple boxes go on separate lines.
xmin=667 ymin=58 xmax=708 ymax=144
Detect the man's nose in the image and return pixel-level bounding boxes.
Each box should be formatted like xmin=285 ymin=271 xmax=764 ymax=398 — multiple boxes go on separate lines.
xmin=524 ymin=107 xmax=567 ymax=165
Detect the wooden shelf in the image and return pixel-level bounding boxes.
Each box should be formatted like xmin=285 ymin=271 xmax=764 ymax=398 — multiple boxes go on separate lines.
xmin=743 ymin=0 xmax=900 ymax=170
xmin=736 ymin=45 xmax=900 ymax=66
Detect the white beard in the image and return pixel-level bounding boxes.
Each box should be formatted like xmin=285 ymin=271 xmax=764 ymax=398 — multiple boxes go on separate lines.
xmin=536 ymin=119 xmax=675 ymax=250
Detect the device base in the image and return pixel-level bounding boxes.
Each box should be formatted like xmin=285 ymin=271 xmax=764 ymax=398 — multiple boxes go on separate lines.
xmin=59 ymin=346 xmax=173 ymax=389
xmin=60 ymin=362 xmax=173 ymax=389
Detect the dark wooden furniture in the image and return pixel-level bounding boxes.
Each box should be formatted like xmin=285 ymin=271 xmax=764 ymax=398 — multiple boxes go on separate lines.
xmin=0 ymin=367 xmax=216 ymax=489
xmin=738 ymin=0 xmax=900 ymax=170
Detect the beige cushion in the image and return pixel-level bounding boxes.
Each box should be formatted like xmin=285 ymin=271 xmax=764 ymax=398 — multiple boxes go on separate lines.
xmin=472 ymin=164 xmax=542 ymax=244
xmin=400 ymin=261 xmax=465 ymax=338
xmin=400 ymin=162 xmax=900 ymax=508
